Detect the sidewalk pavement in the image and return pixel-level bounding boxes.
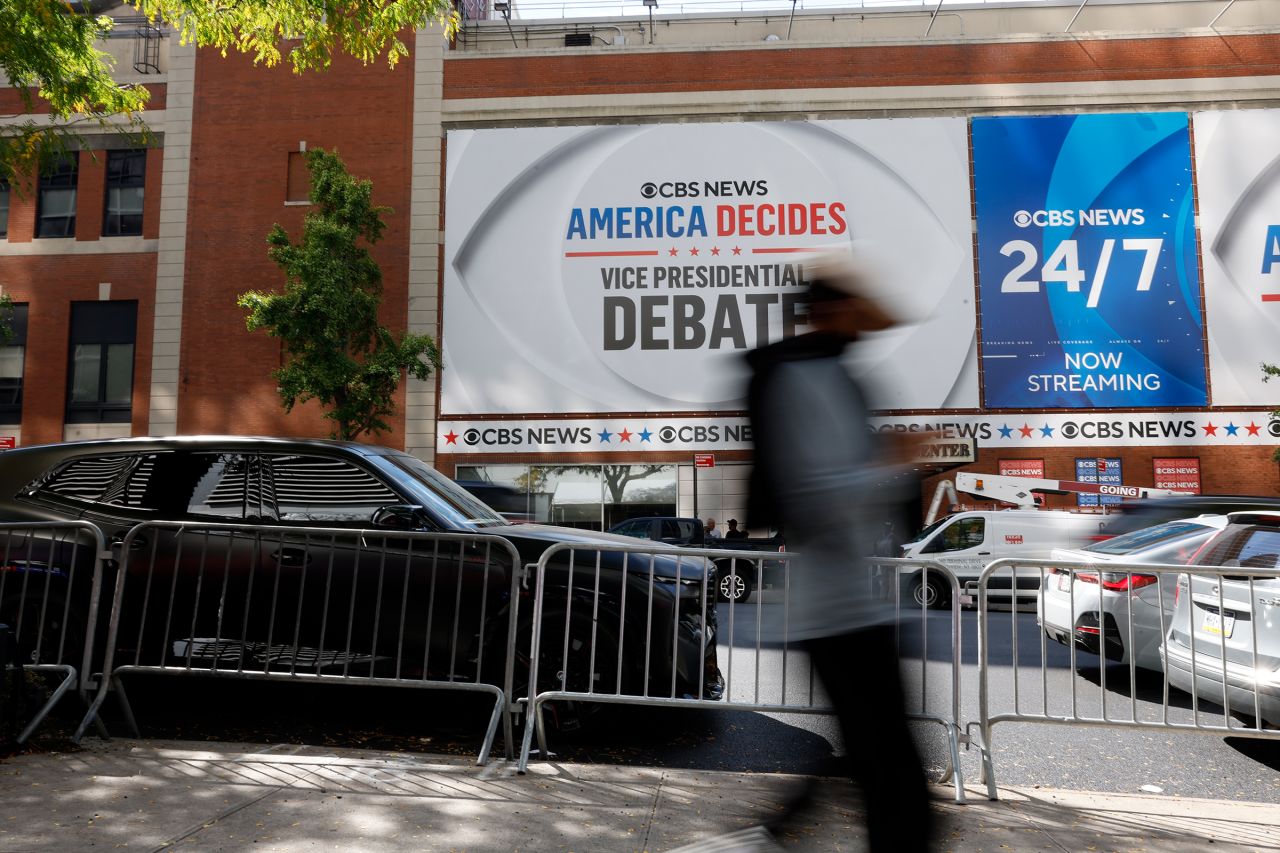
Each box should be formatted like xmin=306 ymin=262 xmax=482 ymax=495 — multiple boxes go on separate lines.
xmin=0 ymin=739 xmax=1277 ymax=852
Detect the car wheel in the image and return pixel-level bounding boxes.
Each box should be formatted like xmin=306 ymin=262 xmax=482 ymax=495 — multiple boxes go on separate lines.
xmin=909 ymin=574 xmax=949 ymax=610
xmin=715 ymin=562 xmax=754 ymax=604
xmin=512 ymin=614 xmax=621 ymax=734
xmin=0 ymin=593 xmax=82 ymax=667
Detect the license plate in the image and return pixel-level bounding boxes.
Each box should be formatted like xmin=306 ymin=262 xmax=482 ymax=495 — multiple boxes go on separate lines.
xmin=1202 ymin=609 xmax=1236 ymax=638
xmin=1056 ymin=573 xmax=1072 ymax=592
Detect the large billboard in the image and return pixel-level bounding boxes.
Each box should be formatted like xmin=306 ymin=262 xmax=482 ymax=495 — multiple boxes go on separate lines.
xmin=972 ymin=113 xmax=1207 ymax=409
xmin=1194 ymin=110 xmax=1280 ymax=406
xmin=442 ymin=120 xmax=977 ymax=416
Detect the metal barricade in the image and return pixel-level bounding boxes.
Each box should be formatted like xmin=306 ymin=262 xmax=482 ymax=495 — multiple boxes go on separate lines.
xmin=876 ymin=557 xmax=968 ymax=803
xmin=514 ymin=543 xmax=968 ymax=802
xmin=974 ymin=557 xmax=1280 ymax=800
xmin=75 ymin=522 xmax=524 ymax=764
xmin=0 ymin=521 xmax=110 ymax=743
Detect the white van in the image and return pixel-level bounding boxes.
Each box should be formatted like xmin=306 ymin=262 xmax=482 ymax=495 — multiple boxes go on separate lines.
xmin=898 ymin=510 xmax=1105 ymax=608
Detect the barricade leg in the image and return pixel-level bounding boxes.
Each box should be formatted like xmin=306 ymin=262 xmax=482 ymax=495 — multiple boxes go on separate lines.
xmin=14 ymin=665 xmax=76 ymax=745
xmin=477 ymin=686 xmax=504 ymax=767
xmin=947 ymin=723 xmax=967 ymax=804
xmin=976 ymin=731 xmax=998 ymax=800
xmin=112 ymin=674 xmax=141 ymax=738
xmin=517 ymin=701 xmax=538 ymax=773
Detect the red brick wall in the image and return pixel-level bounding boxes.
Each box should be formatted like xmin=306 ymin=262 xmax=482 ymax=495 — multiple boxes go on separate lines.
xmin=76 ymin=151 xmax=106 ymax=241
xmin=0 ymin=84 xmax=167 ymax=115
xmin=445 ymin=33 xmax=1280 ymax=99
xmin=179 ymin=48 xmax=416 ymax=445
xmin=143 ymin=148 xmax=164 ymax=240
xmin=0 ymin=254 xmax=156 ymax=445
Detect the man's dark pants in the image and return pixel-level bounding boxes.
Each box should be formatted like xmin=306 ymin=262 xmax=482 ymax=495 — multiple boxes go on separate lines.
xmin=801 ymin=625 xmax=934 ymax=851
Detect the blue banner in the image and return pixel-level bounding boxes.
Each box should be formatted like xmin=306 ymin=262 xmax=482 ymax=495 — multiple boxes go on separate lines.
xmin=1075 ymin=457 xmax=1123 ymax=507
xmin=972 ymin=113 xmax=1207 ymax=408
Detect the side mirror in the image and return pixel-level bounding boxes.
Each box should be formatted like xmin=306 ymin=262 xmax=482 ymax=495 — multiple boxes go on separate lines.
xmin=370 ymin=504 xmax=426 ymax=531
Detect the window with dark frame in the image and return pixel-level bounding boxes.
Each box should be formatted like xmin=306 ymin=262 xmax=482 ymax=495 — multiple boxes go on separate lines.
xmin=0 ymin=178 xmax=10 ymax=238
xmin=103 ymin=149 xmax=146 ymax=236
xmin=36 ymin=154 xmax=79 ymax=238
xmin=66 ymin=301 xmax=137 ymax=424
xmin=0 ymin=305 xmax=29 ymax=423
xmin=285 ymin=151 xmax=310 ymax=203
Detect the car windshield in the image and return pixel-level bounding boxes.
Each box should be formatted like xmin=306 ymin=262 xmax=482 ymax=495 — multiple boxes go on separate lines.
xmin=1084 ymin=519 xmax=1213 ymax=556
xmin=905 ymin=516 xmax=950 ymax=545
xmin=382 ymin=453 xmax=507 ymax=528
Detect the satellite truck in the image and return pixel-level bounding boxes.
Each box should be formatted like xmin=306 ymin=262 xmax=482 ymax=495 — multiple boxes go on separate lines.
xmin=924 ymin=471 xmax=1193 ymax=525
xmin=897 ymin=473 xmax=1192 ymax=608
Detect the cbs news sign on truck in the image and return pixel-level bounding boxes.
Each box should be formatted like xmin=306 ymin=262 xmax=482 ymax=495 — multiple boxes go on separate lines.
xmin=441 ymin=120 xmax=977 ymax=416
xmin=972 ymin=113 xmax=1208 ymax=409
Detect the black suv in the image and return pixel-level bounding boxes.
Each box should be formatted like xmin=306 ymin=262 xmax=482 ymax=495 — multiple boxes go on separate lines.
xmin=608 ymin=516 xmax=786 ymax=603
xmin=0 ymin=437 xmax=722 ymax=721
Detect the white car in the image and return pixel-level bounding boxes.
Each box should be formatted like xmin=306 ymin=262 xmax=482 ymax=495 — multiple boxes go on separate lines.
xmin=1038 ymin=515 xmax=1227 ymax=671
xmin=1163 ymin=511 xmax=1280 ymax=727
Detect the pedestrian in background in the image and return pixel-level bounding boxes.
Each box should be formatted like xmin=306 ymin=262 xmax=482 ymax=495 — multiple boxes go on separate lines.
xmin=745 ymin=253 xmax=932 ymax=852
xmin=704 ymin=518 xmax=723 ymax=539
xmin=724 ymin=518 xmax=748 ymax=540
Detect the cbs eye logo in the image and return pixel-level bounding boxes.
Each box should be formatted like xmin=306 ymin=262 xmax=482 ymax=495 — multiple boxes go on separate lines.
xmin=659 ymin=427 xmax=677 ymax=443
xmin=1013 ymin=210 xmax=1033 ymax=227
xmin=641 ymin=183 xmax=658 ymax=199
xmin=464 ymin=429 xmax=481 ymax=446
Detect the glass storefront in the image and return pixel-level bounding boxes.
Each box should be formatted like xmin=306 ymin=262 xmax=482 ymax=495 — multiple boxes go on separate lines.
xmin=453 ymin=464 xmax=677 ymax=531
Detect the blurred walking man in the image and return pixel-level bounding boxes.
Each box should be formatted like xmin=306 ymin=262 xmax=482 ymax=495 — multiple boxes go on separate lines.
xmin=745 ymin=255 xmax=932 ymax=851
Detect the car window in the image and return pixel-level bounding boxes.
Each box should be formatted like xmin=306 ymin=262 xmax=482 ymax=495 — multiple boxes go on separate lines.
xmin=101 ymin=452 xmax=268 ymax=521
xmin=613 ymin=520 xmax=642 ymax=537
xmin=923 ymin=518 xmax=985 ymax=553
xmin=30 ymin=454 xmax=136 ymax=503
xmin=1231 ymin=528 xmax=1280 ymax=568
xmin=1084 ymin=520 xmax=1213 ymax=556
xmin=678 ymin=520 xmax=699 ymax=540
xmin=267 ymin=454 xmax=400 ymax=525
xmin=1199 ymin=525 xmax=1280 ymax=568
xmin=660 ymin=520 xmax=682 ymax=540
xmin=905 ymin=516 xmax=950 ymax=545
xmin=381 ymin=453 xmax=506 ymax=528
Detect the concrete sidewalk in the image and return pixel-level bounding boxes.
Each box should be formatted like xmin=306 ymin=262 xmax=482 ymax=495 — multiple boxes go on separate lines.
xmin=0 ymin=739 xmax=1276 ymax=852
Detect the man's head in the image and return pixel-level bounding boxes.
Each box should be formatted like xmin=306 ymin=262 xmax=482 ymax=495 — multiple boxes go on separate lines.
xmin=727 ymin=519 xmax=740 ymax=531
xmin=705 ymin=518 xmax=717 ymax=531
xmin=804 ymin=254 xmax=896 ymax=339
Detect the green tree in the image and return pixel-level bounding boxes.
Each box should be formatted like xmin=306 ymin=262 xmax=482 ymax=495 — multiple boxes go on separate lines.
xmin=237 ymin=148 xmax=440 ymax=441
xmin=1 ymin=0 xmax=456 ymax=182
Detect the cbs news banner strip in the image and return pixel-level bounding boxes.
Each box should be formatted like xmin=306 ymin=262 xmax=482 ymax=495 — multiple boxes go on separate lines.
xmin=438 ymin=412 xmax=1280 ymax=454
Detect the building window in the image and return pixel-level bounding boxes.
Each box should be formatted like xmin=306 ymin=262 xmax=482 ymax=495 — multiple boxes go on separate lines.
xmin=0 ymin=178 xmax=10 ymax=238
xmin=36 ymin=154 xmax=78 ymax=238
xmin=103 ymin=150 xmax=146 ymax=236
xmin=285 ymin=151 xmax=310 ymax=203
xmin=0 ymin=305 xmax=28 ymax=423
xmin=67 ymin=301 xmax=136 ymax=423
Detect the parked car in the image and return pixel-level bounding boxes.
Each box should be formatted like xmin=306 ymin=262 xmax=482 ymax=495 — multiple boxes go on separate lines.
xmin=900 ymin=510 xmax=1106 ymax=608
xmin=1162 ymin=511 xmax=1280 ymax=727
xmin=606 ymin=517 xmax=786 ymax=604
xmin=0 ymin=437 xmax=723 ymax=729
xmin=1038 ymin=515 xmax=1227 ymax=670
